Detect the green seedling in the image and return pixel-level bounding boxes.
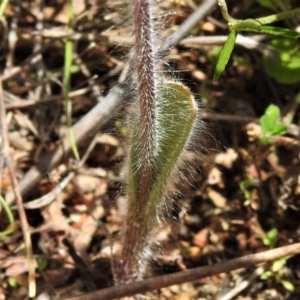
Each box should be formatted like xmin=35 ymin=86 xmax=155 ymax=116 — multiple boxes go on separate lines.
xmin=262 ymin=228 xmax=278 ymax=246
xmin=214 ymin=0 xmax=300 ymax=80
xmin=260 ymin=229 xmax=294 ymax=292
xmin=239 ymin=179 xmax=256 ymax=205
xmin=0 ymin=195 xmax=15 ymax=237
xmin=260 ymin=104 xmax=287 ymax=144
xmin=37 ymin=258 xmax=48 ymax=271
xmin=260 ymin=256 xmax=295 ymax=292
xmin=263 ymin=38 xmax=300 ymax=84
xmin=7 ymin=276 xmax=18 ymax=288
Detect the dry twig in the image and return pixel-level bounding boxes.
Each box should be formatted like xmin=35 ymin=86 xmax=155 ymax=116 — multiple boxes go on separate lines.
xmin=67 ymin=243 xmax=300 ymax=300
xmin=0 ymin=78 xmax=36 ymax=296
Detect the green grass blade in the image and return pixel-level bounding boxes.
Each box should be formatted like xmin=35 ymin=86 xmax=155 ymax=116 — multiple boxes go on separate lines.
xmin=214 ymin=30 xmax=237 ymax=80
xmin=260 ymin=26 xmax=300 ymax=38
xmin=64 ymin=0 xmax=79 ymax=160
xmin=0 ymin=195 xmax=15 ymax=237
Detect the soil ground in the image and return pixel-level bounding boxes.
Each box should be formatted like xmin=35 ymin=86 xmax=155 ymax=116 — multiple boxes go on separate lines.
xmin=1 ymin=0 xmax=300 ymax=299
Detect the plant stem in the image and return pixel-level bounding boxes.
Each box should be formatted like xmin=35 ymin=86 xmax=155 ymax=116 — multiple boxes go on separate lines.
xmin=133 ymin=0 xmax=156 ymax=208
xmin=256 ymin=7 xmax=300 ymax=25
xmin=218 ymin=0 xmax=300 ymax=29
xmin=118 ymin=0 xmax=197 ymax=285
xmin=118 ymin=0 xmax=157 ymax=283
xmin=217 ymin=0 xmax=231 ymax=22
xmin=64 ymin=0 xmax=79 ymax=160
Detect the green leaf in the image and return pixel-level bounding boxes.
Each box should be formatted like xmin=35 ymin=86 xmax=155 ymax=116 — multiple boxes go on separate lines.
xmin=260 ymin=105 xmax=287 ymax=140
xmin=262 ymin=237 xmax=272 ymax=246
xmin=272 ymin=257 xmax=287 ymax=272
xmin=280 ymin=279 xmax=295 ymax=291
xmin=239 ymin=179 xmax=255 ymax=200
xmin=263 ymin=38 xmax=300 ymax=84
xmin=146 ymin=82 xmax=196 ymax=219
xmin=37 ymin=258 xmax=48 ymax=271
xmin=260 ymin=270 xmax=274 ymax=280
xmin=128 ymin=81 xmax=196 ymax=233
xmin=8 ymin=277 xmax=18 ymax=288
xmin=260 ymin=26 xmax=300 ymax=38
xmin=260 ymin=105 xmax=279 ymax=133
xmin=262 ymin=227 xmax=278 ymax=246
xmin=267 ymin=228 xmax=278 ymax=240
xmin=213 ymin=30 xmax=237 ymax=80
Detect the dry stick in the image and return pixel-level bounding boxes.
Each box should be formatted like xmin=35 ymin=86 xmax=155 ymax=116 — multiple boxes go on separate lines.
xmin=219 ymin=264 xmax=268 ymax=300
xmin=0 ymin=80 xmax=36 ymax=296
xmin=67 ymin=243 xmax=300 ymax=300
xmin=179 ymin=34 xmax=276 ymax=56
xmin=158 ymin=0 xmax=216 ymax=56
xmin=5 ymin=0 xmax=215 ymax=205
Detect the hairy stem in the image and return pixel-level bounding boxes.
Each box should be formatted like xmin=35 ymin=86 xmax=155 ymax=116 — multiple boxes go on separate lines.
xmin=118 ymin=0 xmax=157 ymax=283
xmin=117 ymin=0 xmax=197 ymax=285
xmin=134 ymin=0 xmax=156 ymax=212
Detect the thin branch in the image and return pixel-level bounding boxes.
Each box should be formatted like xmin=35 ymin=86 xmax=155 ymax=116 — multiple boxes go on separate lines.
xmin=67 ymin=243 xmax=300 ymax=300
xmin=0 ymin=77 xmax=36 ymax=296
xmin=180 ymin=34 xmax=276 ymax=57
xmin=158 ymin=0 xmax=216 ymax=56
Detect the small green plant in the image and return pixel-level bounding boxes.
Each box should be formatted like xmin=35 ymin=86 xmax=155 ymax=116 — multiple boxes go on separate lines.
xmin=260 ymin=256 xmax=295 ymax=291
xmin=262 ymin=228 xmax=279 ymax=246
xmin=259 ymin=104 xmax=287 ymax=144
xmin=7 ymin=276 xmax=18 ymax=288
xmin=263 ymin=38 xmax=300 ymax=84
xmin=239 ymin=179 xmax=256 ymax=205
xmin=214 ymin=0 xmax=300 ymax=80
xmin=37 ymin=258 xmax=48 ymax=271
xmin=260 ymin=229 xmax=294 ymax=291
